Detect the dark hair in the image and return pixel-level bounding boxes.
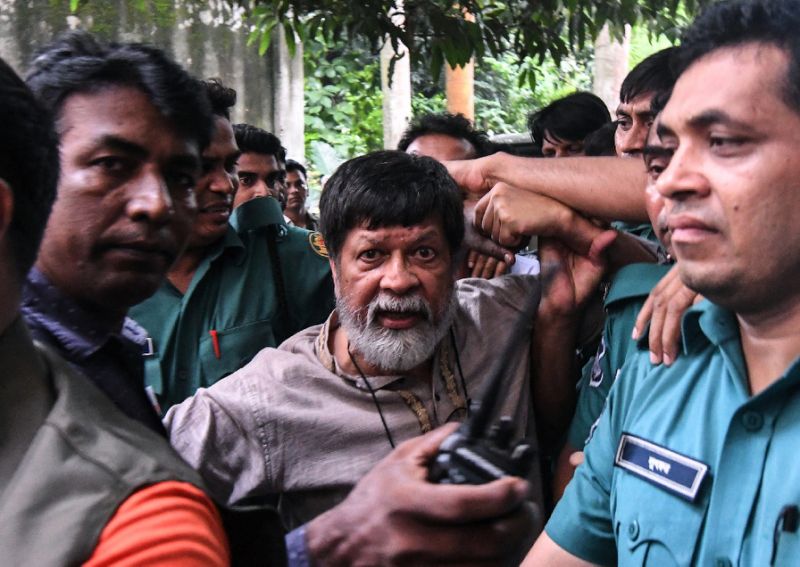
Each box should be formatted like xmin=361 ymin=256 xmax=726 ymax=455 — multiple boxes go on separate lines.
xmin=26 ymin=31 xmax=213 ymax=151
xmin=583 ymin=122 xmax=618 ymax=157
xmin=674 ymin=0 xmax=800 ymax=113
xmin=0 ymin=58 xmax=59 ymax=278
xmin=397 ymin=112 xmax=494 ymax=157
xmin=620 ymin=47 xmax=676 ymax=104
xmin=233 ymin=123 xmax=287 ymax=163
xmin=319 ymin=151 xmax=464 ymax=260
xmin=649 ymin=89 xmax=672 ymax=116
xmin=285 ymin=159 xmax=307 ymax=178
xmin=528 ymin=91 xmax=611 ymax=149
xmin=203 ymin=78 xmax=236 ymax=120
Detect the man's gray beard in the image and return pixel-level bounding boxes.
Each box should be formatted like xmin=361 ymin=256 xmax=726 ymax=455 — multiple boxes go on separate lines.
xmin=337 ymin=289 xmax=456 ymax=374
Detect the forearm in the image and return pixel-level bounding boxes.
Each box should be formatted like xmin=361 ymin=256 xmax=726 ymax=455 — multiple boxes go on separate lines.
xmin=531 ymin=318 xmax=580 ymax=452
xmin=480 ymin=153 xmax=648 ymax=223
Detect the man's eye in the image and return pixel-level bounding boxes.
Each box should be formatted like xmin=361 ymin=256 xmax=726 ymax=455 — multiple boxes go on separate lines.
xmin=238 ymin=173 xmax=255 ymax=186
xmin=709 ymin=135 xmax=746 ymax=148
xmin=616 ymin=117 xmax=632 ymax=131
xmin=166 ymin=171 xmax=196 ymax=192
xmin=416 ymin=247 xmax=436 ymax=260
xmin=645 ymin=156 xmax=670 ymax=180
xmin=359 ymin=249 xmax=382 ymax=262
xmin=92 ymin=156 xmax=132 ymax=175
xmin=267 ymin=171 xmax=287 ymax=188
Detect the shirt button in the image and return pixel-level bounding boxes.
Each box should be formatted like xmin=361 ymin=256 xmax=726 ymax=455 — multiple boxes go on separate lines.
xmin=177 ymin=370 xmax=188 ymax=382
xmin=742 ymin=411 xmax=764 ymax=431
xmin=627 ymin=520 xmax=640 ymax=541
xmin=715 ymin=558 xmax=732 ymax=567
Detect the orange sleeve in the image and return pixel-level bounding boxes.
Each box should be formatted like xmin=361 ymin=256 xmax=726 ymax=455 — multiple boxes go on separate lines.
xmin=83 ymin=481 xmax=230 ymax=567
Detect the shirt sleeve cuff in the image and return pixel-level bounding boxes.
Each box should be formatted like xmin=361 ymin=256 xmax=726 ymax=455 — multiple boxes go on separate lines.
xmin=285 ymin=524 xmax=311 ymax=567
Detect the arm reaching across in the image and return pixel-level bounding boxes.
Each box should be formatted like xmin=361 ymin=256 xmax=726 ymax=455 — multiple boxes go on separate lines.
xmin=533 ymin=231 xmax=616 ymax=451
xmin=446 ymin=153 xmax=649 ymax=223
xmin=474 ymin=183 xmax=609 ymax=253
xmin=305 ymin=423 xmax=539 ymax=566
xmin=523 ymin=531 xmax=601 ymax=567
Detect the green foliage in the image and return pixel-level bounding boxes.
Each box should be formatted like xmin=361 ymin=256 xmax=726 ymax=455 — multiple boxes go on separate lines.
xmin=242 ymin=0 xmax=713 ymax=84
xmin=303 ymin=39 xmax=384 ymax=160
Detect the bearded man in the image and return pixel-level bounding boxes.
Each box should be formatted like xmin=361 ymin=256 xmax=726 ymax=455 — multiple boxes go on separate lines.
xmin=165 ymin=150 xmax=544 ymax=532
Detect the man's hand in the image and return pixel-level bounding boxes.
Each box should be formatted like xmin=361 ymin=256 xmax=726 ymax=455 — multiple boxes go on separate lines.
xmin=445 ymin=155 xmax=497 ymax=199
xmin=461 ymin=198 xmax=514 ymax=279
xmin=474 ymin=183 xmax=604 ymax=253
xmin=632 ymin=264 xmax=703 ymax=366
xmin=306 ymin=424 xmax=539 ymax=566
xmin=538 ymin=232 xmax=616 ymax=321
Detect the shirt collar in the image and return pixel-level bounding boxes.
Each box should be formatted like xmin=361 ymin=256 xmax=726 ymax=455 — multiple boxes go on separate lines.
xmin=635 ymin=299 xmax=740 ymax=356
xmin=230 ymin=196 xmax=285 ymax=232
xmin=21 ymin=267 xmax=148 ymax=360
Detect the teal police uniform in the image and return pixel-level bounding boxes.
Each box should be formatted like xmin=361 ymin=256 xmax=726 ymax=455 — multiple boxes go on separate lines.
xmin=130 ymin=197 xmax=334 ymax=411
xmin=547 ymin=300 xmax=800 ymax=566
xmin=612 ymin=220 xmax=659 ymax=245
xmin=567 ymin=262 xmax=672 ymax=448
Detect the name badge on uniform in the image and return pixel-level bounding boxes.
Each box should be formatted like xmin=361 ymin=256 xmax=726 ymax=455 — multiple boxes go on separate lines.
xmin=615 ymin=433 xmax=709 ymax=501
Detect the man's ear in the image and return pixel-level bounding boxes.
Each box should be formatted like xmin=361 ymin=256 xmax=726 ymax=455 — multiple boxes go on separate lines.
xmin=329 ymin=258 xmax=339 ymax=296
xmin=0 ymin=179 xmax=15 ymax=242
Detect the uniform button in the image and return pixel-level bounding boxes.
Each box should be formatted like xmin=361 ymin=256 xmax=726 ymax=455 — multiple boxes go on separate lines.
xmin=715 ymin=558 xmax=732 ymax=567
xmin=627 ymin=520 xmax=640 ymax=541
xmin=742 ymin=411 xmax=763 ymax=431
xmin=177 ymin=370 xmax=188 ymax=382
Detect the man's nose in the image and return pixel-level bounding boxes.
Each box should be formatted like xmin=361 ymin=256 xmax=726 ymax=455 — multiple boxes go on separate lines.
xmin=127 ymin=170 xmax=174 ymax=223
xmin=655 ymin=145 xmax=711 ymax=202
xmin=380 ymin=254 xmax=419 ymax=295
xmin=618 ymin=124 xmax=647 ymax=156
xmin=209 ymin=168 xmax=236 ymax=196
xmin=252 ymin=179 xmax=271 ymax=198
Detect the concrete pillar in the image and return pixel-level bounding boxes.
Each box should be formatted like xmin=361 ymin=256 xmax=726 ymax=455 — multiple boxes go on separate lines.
xmin=592 ymin=24 xmax=631 ymax=112
xmin=272 ymin=30 xmax=305 ymax=161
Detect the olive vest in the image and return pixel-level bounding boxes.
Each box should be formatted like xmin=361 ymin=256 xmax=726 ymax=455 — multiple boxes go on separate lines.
xmin=0 ymin=339 xmax=205 ymax=566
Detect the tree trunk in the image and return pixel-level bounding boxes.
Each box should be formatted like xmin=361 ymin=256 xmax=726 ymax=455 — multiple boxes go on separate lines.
xmin=592 ymin=24 xmax=630 ymax=113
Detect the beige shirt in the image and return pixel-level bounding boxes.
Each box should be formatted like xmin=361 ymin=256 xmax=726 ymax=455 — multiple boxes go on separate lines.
xmin=166 ymin=275 xmax=542 ymax=528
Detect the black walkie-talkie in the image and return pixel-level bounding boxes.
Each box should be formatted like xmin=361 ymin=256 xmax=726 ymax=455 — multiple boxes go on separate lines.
xmin=428 ymin=276 xmax=544 ymax=485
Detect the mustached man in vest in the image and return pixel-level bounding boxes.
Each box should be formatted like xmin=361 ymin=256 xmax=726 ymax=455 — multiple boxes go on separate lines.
xmin=0 ymin=52 xmax=230 ymax=565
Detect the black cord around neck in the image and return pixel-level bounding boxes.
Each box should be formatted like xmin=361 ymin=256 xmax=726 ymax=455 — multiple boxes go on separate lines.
xmin=348 ymin=348 xmax=396 ymax=449
xmin=449 ymin=327 xmax=470 ymax=415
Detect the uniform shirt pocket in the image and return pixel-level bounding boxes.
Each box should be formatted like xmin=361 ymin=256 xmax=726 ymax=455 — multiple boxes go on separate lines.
xmin=613 ymin=469 xmax=707 ymax=566
xmin=198 ymin=320 xmax=276 ymax=386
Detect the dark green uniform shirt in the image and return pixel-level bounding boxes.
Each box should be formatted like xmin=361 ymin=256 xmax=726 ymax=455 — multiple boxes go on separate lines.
xmin=567 ymin=262 xmax=672 ymax=448
xmin=130 ymin=197 xmax=334 ymax=410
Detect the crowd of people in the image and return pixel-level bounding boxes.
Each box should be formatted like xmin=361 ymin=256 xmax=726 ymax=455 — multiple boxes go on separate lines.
xmin=1 ymin=0 xmax=799 ymax=564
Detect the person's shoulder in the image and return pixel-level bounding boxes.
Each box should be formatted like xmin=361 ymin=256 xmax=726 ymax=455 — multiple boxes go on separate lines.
xmin=40 ymin=343 xmax=195 ymax=468
xmin=605 ymin=263 xmax=672 ymax=309
xmin=84 ymin=481 xmax=229 ymax=567
xmin=281 ymin=225 xmax=330 ymax=262
xmin=215 ymin=324 xmax=325 ymax=385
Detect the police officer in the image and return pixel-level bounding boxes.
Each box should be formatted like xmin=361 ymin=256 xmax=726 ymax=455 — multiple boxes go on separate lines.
xmin=524 ymin=1 xmax=800 ymax=563
xmin=130 ymin=81 xmax=333 ymax=411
